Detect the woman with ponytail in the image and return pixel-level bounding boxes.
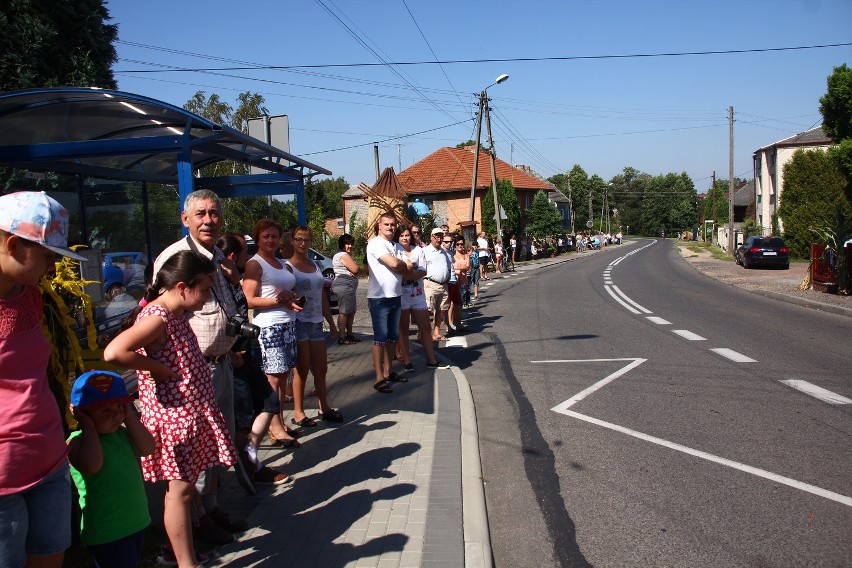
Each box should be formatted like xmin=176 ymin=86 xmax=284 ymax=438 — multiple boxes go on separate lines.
xmin=104 ymin=250 xmax=237 ymax=568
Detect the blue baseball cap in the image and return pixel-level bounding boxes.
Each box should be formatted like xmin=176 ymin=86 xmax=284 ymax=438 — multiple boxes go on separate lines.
xmin=71 ymin=371 xmax=133 ymax=409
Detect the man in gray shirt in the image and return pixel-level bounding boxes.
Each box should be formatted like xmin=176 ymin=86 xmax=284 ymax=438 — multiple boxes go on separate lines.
xmin=422 ymin=228 xmax=452 ymax=341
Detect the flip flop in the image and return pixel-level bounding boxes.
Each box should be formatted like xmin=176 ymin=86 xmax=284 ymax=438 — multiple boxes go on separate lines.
xmin=373 ymin=379 xmax=393 ymax=393
xmin=291 ymin=416 xmax=318 ymax=427
xmin=433 ymin=335 xmax=448 ymax=341
xmin=387 ymin=372 xmax=408 ymax=383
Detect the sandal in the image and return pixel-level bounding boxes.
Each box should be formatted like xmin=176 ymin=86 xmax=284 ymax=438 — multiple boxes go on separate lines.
xmin=319 ymin=408 xmax=344 ymax=423
xmin=337 ymin=337 xmax=354 ymax=345
xmin=291 ymin=416 xmax=318 ymax=427
xmin=284 ymin=427 xmax=302 ymax=439
xmin=373 ymin=379 xmax=393 ymax=393
xmin=268 ymin=429 xmax=301 ymax=447
xmin=347 ymin=335 xmax=361 ymax=343
xmin=387 ymin=371 xmax=408 ymax=383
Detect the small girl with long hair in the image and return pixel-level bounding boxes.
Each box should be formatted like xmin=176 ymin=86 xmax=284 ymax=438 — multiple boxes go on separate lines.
xmin=104 ymin=250 xmax=237 ymax=568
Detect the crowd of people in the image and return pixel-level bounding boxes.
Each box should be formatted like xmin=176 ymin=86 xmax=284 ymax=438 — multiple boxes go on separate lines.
xmin=1 ymin=187 xmax=608 ymax=567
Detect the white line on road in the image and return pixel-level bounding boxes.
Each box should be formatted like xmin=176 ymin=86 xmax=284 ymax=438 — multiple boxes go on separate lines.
xmin=539 ymin=358 xmax=647 ymax=411
xmin=611 ymin=285 xmax=652 ymax=313
xmin=779 ymin=380 xmax=852 ymax=404
xmin=558 ymin=409 xmax=852 ymax=508
xmin=604 ymin=285 xmax=640 ymax=314
xmin=646 ymin=316 xmax=671 ymax=325
xmin=671 ymin=329 xmax=706 ymax=341
xmin=710 ymin=348 xmax=757 ymax=363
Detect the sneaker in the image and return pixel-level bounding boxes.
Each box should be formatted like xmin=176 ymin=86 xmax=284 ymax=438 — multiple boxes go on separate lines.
xmin=235 ymin=451 xmax=256 ymax=495
xmin=157 ymin=545 xmax=210 ymax=567
xmin=194 ymin=513 xmax=234 ymax=545
xmin=255 ymin=465 xmax=292 ymax=485
xmin=207 ymin=507 xmax=248 ymax=533
xmin=426 ymin=361 xmax=450 ymax=369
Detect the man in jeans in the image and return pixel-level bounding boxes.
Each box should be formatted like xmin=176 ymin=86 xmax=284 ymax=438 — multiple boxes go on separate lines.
xmin=366 ymin=211 xmax=413 ymax=394
xmin=422 ymin=227 xmax=452 ymax=341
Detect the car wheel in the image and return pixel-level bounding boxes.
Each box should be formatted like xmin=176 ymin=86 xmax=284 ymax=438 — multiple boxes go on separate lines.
xmin=322 ymin=268 xmax=335 ymax=280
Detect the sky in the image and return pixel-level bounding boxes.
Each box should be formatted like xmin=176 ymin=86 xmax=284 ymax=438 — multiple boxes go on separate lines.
xmin=106 ymin=0 xmax=851 ymax=193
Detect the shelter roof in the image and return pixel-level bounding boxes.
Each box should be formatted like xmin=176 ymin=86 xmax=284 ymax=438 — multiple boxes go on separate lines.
xmin=0 ymin=88 xmax=330 ymax=183
xmin=398 ymin=146 xmax=554 ymax=193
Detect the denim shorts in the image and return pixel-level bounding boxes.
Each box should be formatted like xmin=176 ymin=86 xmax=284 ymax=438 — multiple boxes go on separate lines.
xmin=295 ymin=319 xmax=325 ymax=342
xmin=0 ymin=463 xmax=72 ymax=567
xmin=368 ymin=296 xmax=401 ymax=344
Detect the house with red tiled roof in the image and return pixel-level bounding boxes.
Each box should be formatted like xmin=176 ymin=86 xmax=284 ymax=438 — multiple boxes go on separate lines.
xmin=342 ymin=146 xmax=557 ymax=237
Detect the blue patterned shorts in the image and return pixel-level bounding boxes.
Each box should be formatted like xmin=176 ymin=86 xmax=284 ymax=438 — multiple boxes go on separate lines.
xmin=258 ymin=322 xmax=297 ymax=375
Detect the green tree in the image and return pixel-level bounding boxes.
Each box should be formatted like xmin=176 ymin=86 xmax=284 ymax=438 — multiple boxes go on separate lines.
xmin=778 ymin=148 xmax=849 ymax=258
xmin=481 ymin=178 xmax=521 ymax=240
xmin=820 ymin=64 xmax=852 ymax=142
xmin=526 ymin=190 xmax=562 ymax=239
xmin=0 ymin=0 xmax=118 ymax=92
xmin=304 ymin=177 xmax=348 ymax=219
xmin=456 ymin=140 xmax=476 ymax=148
xmin=608 ymin=167 xmax=650 ymax=236
xmin=702 ymin=179 xmax=730 ymax=227
xmin=564 ymin=165 xmax=590 ymax=231
xmin=640 ymin=173 xmax=697 ymax=237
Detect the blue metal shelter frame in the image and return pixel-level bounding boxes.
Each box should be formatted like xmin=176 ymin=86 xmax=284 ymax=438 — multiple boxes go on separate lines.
xmin=0 ymin=87 xmax=331 ymax=249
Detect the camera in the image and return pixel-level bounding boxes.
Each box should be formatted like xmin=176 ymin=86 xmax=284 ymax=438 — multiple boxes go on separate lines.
xmin=226 ymin=315 xmax=260 ymax=340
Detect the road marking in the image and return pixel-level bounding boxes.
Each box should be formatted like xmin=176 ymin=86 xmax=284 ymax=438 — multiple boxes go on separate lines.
xmin=442 ymin=336 xmax=468 ymax=347
xmin=611 ymin=285 xmax=652 ymax=313
xmin=560 ymin=409 xmax=852 ymax=508
xmin=671 ymin=329 xmax=706 ymax=341
xmin=779 ymin=380 xmax=852 ymax=404
xmin=710 ymin=348 xmax=757 ymax=363
xmin=535 ymin=358 xmax=647 ymax=411
xmin=546 ymin=356 xmax=852 ymax=507
xmin=604 ymin=285 xmax=640 ymax=314
xmin=646 ymin=316 xmax=671 ymax=325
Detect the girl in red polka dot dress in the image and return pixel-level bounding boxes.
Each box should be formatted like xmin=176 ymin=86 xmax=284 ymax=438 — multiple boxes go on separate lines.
xmin=105 ymin=250 xmax=236 ymax=568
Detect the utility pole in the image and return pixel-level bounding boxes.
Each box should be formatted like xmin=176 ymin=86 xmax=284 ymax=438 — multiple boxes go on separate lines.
xmin=484 ymin=95 xmax=502 ymax=242
xmin=728 ymin=106 xmax=735 ymax=255
xmin=468 ymin=92 xmax=485 ymax=222
xmin=711 ymin=171 xmax=716 ymax=244
xmin=588 ymin=185 xmax=593 ymax=232
xmin=373 ymin=143 xmax=380 ymax=182
xmin=567 ymin=177 xmax=575 ymax=234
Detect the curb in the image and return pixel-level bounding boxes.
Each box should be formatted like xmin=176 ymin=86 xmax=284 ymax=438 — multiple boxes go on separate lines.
xmin=450 ymin=361 xmax=493 ymax=568
xmin=756 ymin=290 xmax=852 ymax=318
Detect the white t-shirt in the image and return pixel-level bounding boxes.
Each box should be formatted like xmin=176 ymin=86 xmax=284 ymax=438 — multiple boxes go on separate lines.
xmin=477 ymin=237 xmax=490 ymax=257
xmin=367 ymin=236 xmax=403 ymax=298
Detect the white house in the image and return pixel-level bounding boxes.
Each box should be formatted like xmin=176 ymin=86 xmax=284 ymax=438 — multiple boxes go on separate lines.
xmin=753 ymin=126 xmax=832 ymax=235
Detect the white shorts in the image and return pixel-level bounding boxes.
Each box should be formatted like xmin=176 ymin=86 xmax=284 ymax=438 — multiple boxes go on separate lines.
xmin=401 ymin=283 xmax=428 ymax=311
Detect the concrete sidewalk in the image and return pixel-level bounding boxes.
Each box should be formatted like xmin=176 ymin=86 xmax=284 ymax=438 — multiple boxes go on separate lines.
xmin=208 ymin=298 xmax=489 ymax=567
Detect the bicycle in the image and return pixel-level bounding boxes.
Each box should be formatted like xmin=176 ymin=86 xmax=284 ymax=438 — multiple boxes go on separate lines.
xmin=499 ymin=254 xmax=514 ymax=272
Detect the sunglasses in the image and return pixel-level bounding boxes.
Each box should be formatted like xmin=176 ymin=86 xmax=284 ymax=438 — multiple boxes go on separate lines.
xmin=442 ymin=240 xmax=453 ymax=244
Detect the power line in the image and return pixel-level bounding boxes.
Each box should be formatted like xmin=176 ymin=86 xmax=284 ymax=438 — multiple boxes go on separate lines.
xmin=115 ymin=41 xmax=852 ymax=73
xmin=299 ymin=118 xmax=473 ymax=156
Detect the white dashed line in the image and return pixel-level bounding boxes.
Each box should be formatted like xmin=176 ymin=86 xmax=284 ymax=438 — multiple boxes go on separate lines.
xmin=710 ymin=348 xmax=757 ymax=363
xmin=646 ymin=316 xmax=671 ymax=325
xmin=779 ymin=380 xmax=852 ymax=404
xmin=671 ymin=329 xmax=706 ymax=341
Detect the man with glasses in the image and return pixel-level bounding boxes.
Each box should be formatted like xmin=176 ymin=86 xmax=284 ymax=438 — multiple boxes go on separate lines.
xmin=422 ymin=228 xmax=452 ymax=342
xmin=410 ymin=224 xmax=424 ymax=247
xmin=366 ymin=211 xmax=413 ymax=394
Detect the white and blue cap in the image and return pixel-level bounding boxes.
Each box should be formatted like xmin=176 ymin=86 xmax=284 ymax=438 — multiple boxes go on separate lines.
xmin=0 ymin=191 xmax=87 ymax=261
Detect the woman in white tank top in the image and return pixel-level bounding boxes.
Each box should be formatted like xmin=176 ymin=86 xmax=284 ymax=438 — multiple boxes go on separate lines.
xmin=242 ymin=220 xmax=304 ymax=454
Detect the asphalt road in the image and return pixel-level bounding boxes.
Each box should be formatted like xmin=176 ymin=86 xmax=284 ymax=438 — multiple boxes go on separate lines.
xmin=448 ymin=239 xmax=851 ymax=568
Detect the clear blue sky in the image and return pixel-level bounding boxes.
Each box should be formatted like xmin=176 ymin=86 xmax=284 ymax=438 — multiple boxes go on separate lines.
xmin=107 ymin=0 xmax=851 ymax=192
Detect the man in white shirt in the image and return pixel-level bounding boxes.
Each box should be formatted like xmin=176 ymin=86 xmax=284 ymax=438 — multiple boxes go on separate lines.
xmin=477 ymin=231 xmax=491 ymax=280
xmin=366 ymin=211 xmax=413 ymax=393
xmin=423 ymin=228 xmax=452 ymax=341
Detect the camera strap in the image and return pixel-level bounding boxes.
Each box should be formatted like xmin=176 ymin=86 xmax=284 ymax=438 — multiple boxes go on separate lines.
xmin=185 ymin=236 xmax=237 ymax=319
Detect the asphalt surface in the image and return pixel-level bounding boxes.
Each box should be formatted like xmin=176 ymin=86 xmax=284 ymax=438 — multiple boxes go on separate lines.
xmin=142 ymin=240 xmax=848 ymax=567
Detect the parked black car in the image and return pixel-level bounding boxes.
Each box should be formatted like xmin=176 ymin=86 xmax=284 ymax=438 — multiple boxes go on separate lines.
xmin=735 ymin=236 xmax=790 ymax=269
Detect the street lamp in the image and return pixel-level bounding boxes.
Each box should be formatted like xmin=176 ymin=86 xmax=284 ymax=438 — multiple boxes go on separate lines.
xmin=469 ymin=74 xmax=510 ymax=243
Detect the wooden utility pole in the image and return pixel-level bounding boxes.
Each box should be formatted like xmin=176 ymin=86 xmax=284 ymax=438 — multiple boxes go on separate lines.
xmin=374 ymin=143 xmax=380 ymax=182
xmin=468 ymin=92 xmax=486 ymax=222
xmin=728 ymin=106 xmax=735 ymax=255
xmin=711 ymin=171 xmax=716 ymax=244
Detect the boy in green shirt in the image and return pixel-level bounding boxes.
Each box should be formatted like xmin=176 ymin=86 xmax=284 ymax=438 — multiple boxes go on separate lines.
xmin=67 ymin=371 xmax=155 ymax=568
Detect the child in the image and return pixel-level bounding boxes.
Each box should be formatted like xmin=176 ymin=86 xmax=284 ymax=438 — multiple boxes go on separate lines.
xmin=0 ymin=190 xmax=88 ymax=568
xmin=104 ymin=250 xmax=237 ymax=568
xmin=67 ymin=371 xmax=155 ymax=568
